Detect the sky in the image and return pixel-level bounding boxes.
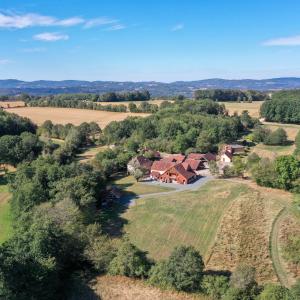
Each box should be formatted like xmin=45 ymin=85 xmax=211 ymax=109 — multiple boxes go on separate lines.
xmin=1 ymin=0 xmax=300 ymax=82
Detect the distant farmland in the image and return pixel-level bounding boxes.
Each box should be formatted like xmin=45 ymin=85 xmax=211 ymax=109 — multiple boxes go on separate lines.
xmin=6 ymin=107 xmax=149 ymax=128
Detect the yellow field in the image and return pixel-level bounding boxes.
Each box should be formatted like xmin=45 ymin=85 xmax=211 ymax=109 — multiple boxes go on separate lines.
xmin=6 ymin=107 xmax=149 ymax=128
xmin=221 ymin=101 xmax=263 ymax=118
xmin=0 ymin=101 xmax=25 ymax=108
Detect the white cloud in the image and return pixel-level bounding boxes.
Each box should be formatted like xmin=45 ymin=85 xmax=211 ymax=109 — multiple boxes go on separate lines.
xmin=21 ymin=47 xmax=46 ymax=53
xmin=106 ymin=24 xmax=126 ymax=31
xmin=171 ymin=23 xmax=184 ymax=31
xmin=84 ymin=17 xmax=117 ymax=29
xmin=0 ymin=59 xmax=11 ymax=64
xmin=263 ymin=35 xmax=300 ymax=46
xmin=0 ymin=12 xmax=84 ymax=29
xmin=33 ymin=32 xmax=69 ymax=42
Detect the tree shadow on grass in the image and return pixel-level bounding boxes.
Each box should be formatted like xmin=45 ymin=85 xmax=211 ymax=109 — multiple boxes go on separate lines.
xmin=97 ymin=191 xmax=138 ymax=238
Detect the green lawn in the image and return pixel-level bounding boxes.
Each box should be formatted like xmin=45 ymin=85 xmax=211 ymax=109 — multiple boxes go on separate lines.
xmin=0 ymin=176 xmax=12 ymax=243
xmin=112 ymin=175 xmax=174 ymax=196
xmin=123 ymin=180 xmax=248 ymax=260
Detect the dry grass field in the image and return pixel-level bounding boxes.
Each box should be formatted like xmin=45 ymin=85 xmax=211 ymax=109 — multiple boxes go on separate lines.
xmin=263 ymin=122 xmax=300 ymax=141
xmin=6 ymin=107 xmax=149 ymax=128
xmin=0 ymin=101 xmax=25 ymax=108
xmin=221 ymin=101 xmax=264 ymax=118
xmin=278 ymin=211 xmax=300 ymax=286
xmin=206 ymin=180 xmax=290 ymax=283
xmin=91 ymin=276 xmax=210 ymax=300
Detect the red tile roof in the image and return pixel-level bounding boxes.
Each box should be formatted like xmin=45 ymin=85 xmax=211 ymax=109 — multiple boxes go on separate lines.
xmin=173 ymin=163 xmax=196 ymax=180
xmin=165 ymin=154 xmax=186 ymax=163
xmin=187 ymin=153 xmax=216 ymax=161
xmin=151 ymin=159 xmax=176 ymax=172
xmin=184 ymin=159 xmax=202 ymax=170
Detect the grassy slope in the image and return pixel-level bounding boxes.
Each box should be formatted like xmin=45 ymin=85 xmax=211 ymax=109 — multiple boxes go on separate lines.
xmin=0 ymin=177 xmax=12 ymax=243
xmin=113 ymin=175 xmax=174 ymax=196
xmin=123 ymin=180 xmax=244 ymax=260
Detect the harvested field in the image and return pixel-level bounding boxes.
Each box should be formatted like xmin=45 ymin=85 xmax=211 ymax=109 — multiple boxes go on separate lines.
xmin=206 ymin=180 xmax=291 ymax=284
xmin=90 ymin=275 xmax=209 ymax=300
xmin=6 ymin=107 xmax=149 ymax=128
xmin=221 ymin=101 xmax=263 ymax=118
xmin=0 ymin=101 xmax=25 ymax=108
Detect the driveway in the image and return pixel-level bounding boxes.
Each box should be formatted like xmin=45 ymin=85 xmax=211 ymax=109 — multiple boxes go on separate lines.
xmin=122 ymin=175 xmax=214 ymax=206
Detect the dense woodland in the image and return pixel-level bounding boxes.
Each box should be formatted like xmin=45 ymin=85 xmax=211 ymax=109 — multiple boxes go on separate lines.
xmin=261 ymin=97 xmax=300 ymax=124
xmin=0 ymin=99 xmax=300 ymax=299
xmin=194 ymin=89 xmax=269 ymax=102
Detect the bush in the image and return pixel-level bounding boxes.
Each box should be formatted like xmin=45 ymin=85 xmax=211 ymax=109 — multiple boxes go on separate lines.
xmin=108 ymin=239 xmax=151 ymax=278
xmin=258 ymin=284 xmax=293 ymax=300
xmin=201 ymin=275 xmax=229 ymax=299
xmin=148 ymin=245 xmax=204 ymax=292
xmin=264 ymin=128 xmax=288 ymax=145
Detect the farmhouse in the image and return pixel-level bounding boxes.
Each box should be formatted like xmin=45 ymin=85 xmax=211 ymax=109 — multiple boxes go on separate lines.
xmin=220 ymin=151 xmax=233 ymax=163
xmin=159 ymin=163 xmax=197 ymax=184
xmin=220 ymin=144 xmax=244 ymax=163
xmin=127 ymin=155 xmax=153 ymax=175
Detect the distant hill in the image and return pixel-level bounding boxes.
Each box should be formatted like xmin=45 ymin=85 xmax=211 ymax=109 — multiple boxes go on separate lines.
xmin=1 ymin=77 xmax=300 ymax=97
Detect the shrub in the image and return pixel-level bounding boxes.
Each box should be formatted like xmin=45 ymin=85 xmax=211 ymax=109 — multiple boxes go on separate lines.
xmin=148 ymin=245 xmax=204 ymax=292
xmin=108 ymin=239 xmax=151 ymax=278
xmin=264 ymin=128 xmax=288 ymax=145
xmin=201 ymin=275 xmax=229 ymax=299
xmin=258 ymin=284 xmax=293 ymax=300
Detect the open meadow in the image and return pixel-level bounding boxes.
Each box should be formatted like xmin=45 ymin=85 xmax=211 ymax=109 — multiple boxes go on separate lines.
xmin=123 ymin=179 xmax=292 ymax=284
xmin=6 ymin=107 xmax=149 ymax=128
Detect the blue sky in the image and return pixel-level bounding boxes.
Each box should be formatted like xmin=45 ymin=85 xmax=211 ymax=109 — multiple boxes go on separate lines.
xmin=1 ymin=0 xmax=300 ymax=82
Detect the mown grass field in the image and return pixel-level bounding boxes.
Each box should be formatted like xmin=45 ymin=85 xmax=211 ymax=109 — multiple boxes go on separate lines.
xmin=0 ymin=177 xmax=12 ymax=243
xmin=123 ymin=179 xmax=292 ymax=284
xmin=7 ymin=107 xmax=149 ymax=128
xmin=123 ymin=180 xmax=243 ymax=260
xmin=112 ymin=175 xmax=173 ymax=196
xmin=221 ymin=101 xmax=263 ymax=118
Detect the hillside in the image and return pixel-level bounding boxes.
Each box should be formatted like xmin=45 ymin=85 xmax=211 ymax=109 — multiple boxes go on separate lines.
xmin=2 ymin=77 xmax=300 ymax=97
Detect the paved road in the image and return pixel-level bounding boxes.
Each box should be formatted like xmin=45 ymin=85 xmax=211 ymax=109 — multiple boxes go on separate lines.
xmin=121 ymin=175 xmax=214 ymax=206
